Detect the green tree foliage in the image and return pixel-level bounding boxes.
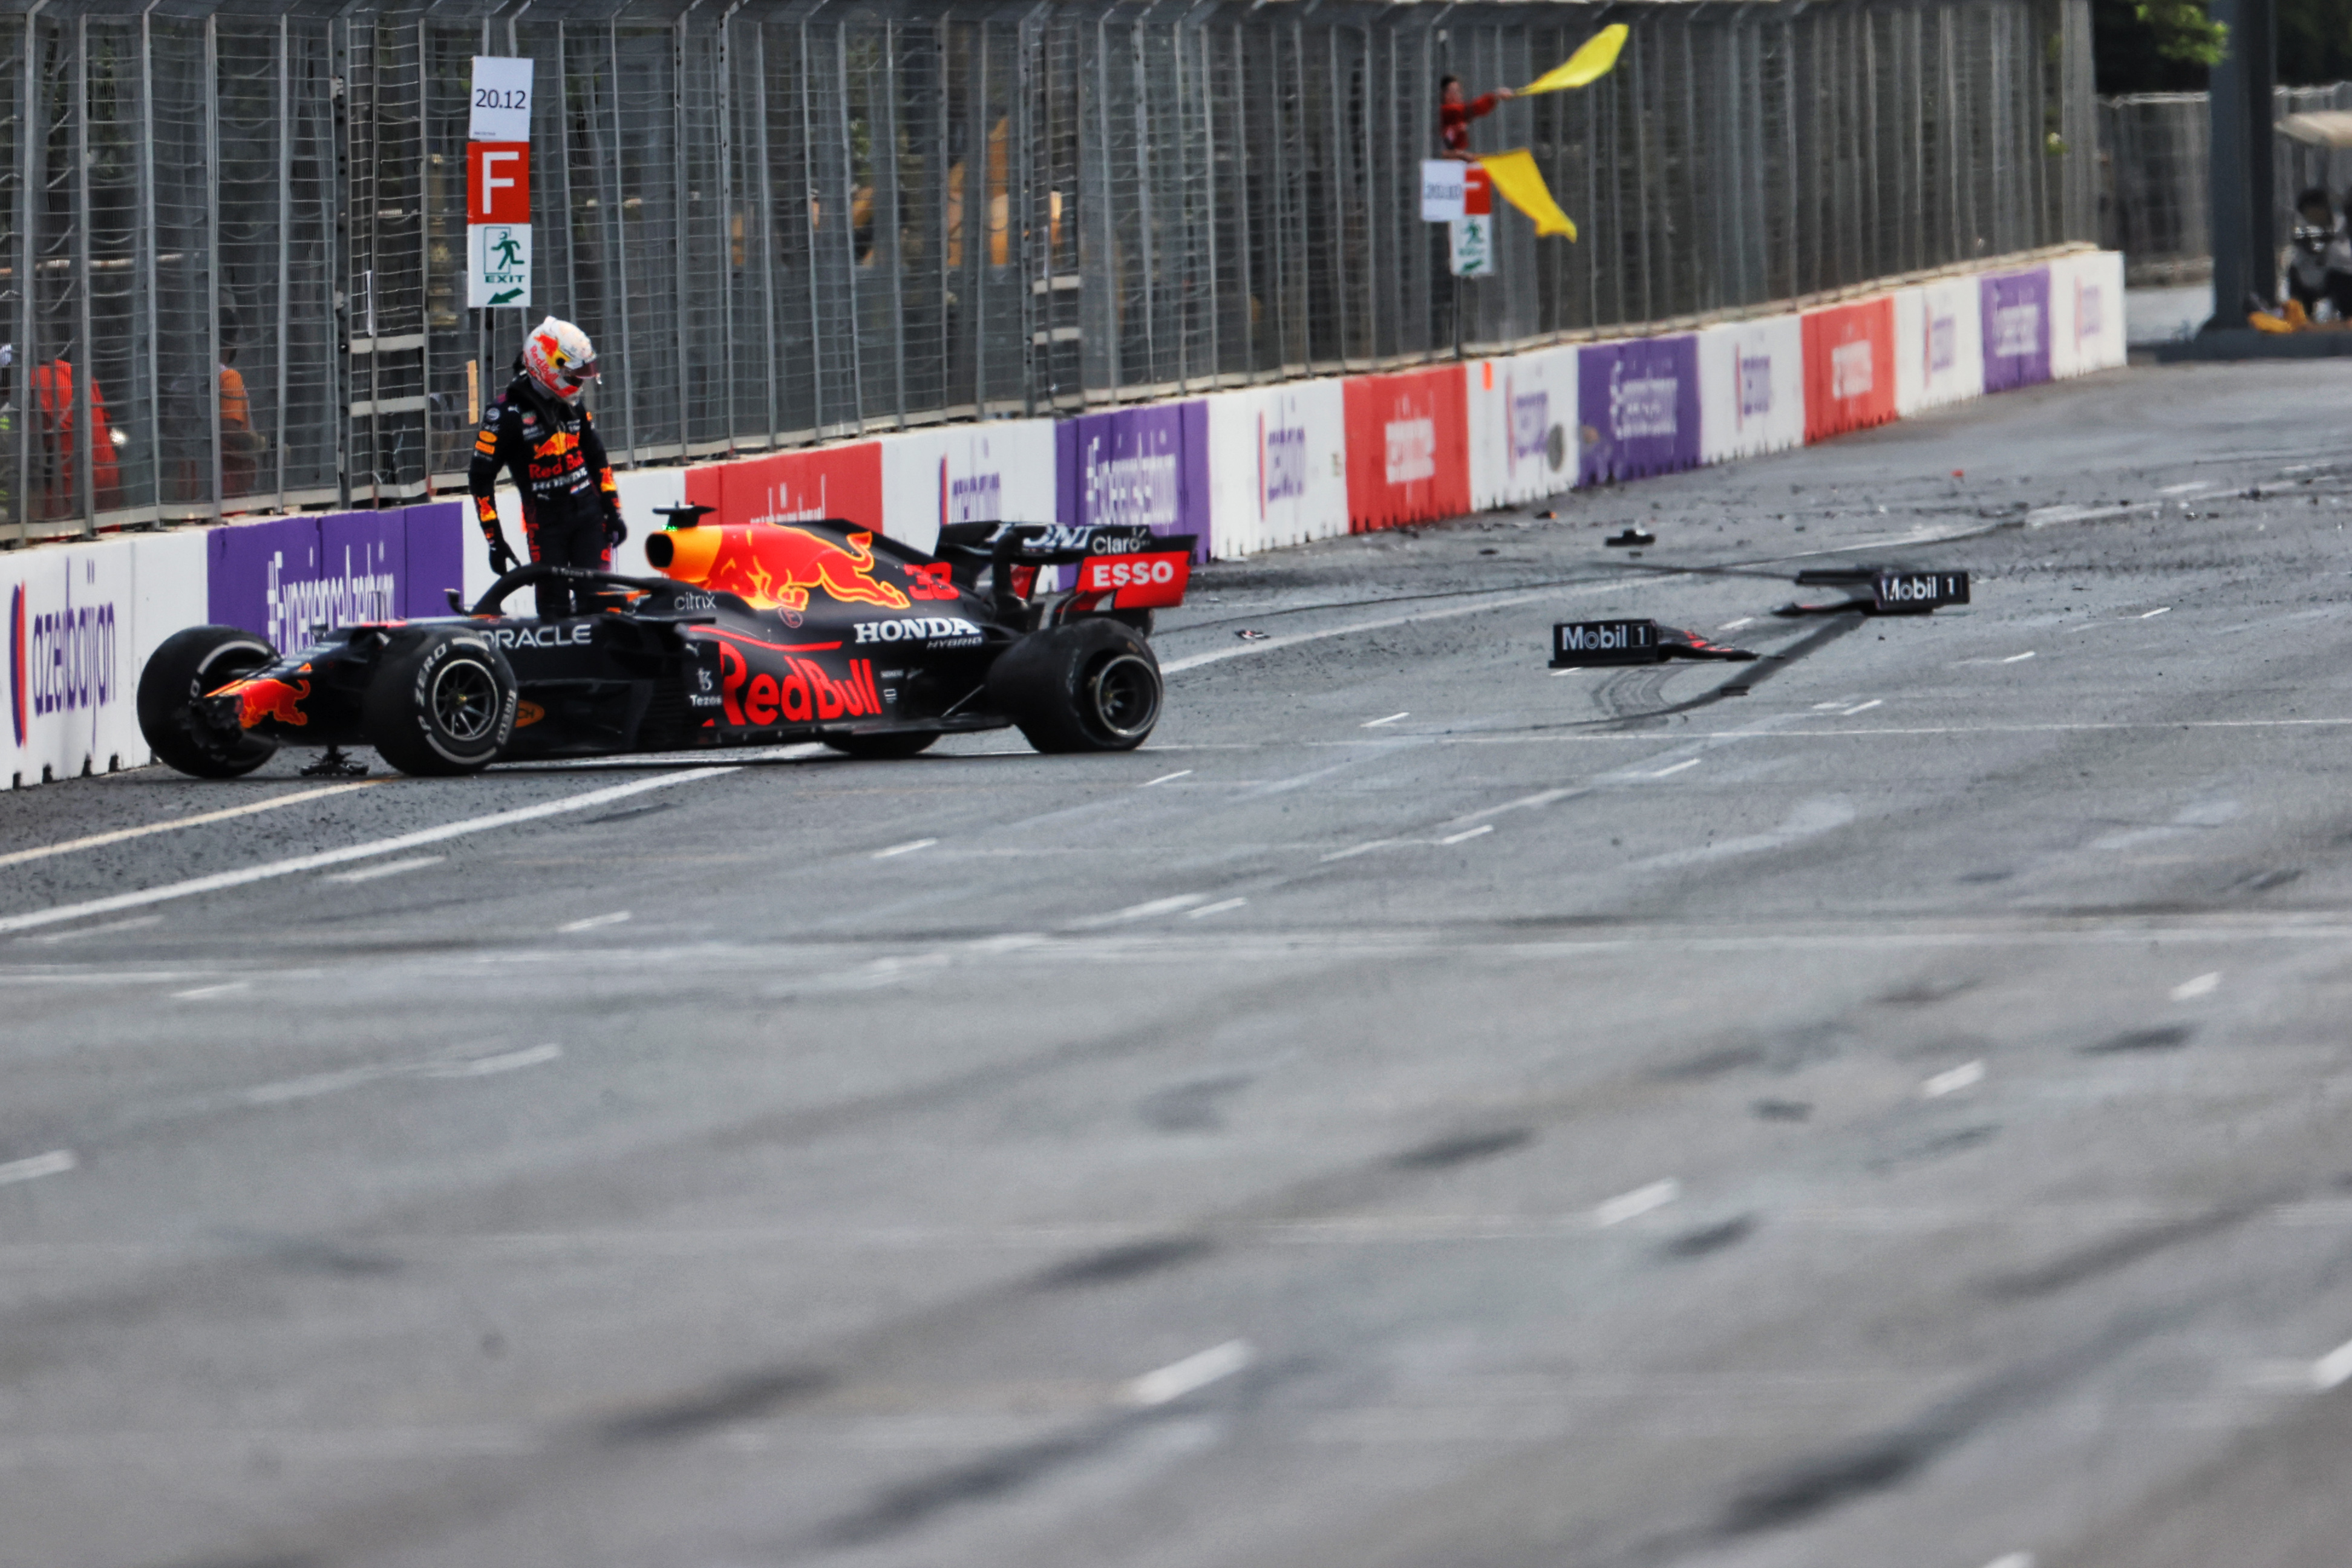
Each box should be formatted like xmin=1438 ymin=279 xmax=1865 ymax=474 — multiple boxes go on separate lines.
xmin=2097 ymin=0 xmax=2352 ymax=91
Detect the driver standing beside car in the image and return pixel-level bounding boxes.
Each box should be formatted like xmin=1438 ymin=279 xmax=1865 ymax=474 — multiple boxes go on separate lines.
xmin=468 ymin=316 xmax=628 ymax=620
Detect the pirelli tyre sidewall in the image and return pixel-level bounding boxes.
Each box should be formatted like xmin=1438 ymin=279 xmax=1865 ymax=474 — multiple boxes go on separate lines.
xmin=362 ymin=629 xmax=518 ymax=776
xmin=987 ymin=618 xmax=1162 ymax=754
xmin=136 ymin=624 xmax=280 ymax=779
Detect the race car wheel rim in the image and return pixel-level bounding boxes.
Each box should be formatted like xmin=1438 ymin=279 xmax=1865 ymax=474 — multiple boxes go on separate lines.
xmin=1085 ymin=653 xmax=1160 ymax=740
xmin=430 ymin=658 xmax=501 ymax=745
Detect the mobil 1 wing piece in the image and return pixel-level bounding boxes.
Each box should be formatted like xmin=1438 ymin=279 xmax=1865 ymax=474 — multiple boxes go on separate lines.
xmin=1777 ymin=567 xmax=1971 ymax=616
xmin=1550 ymin=619 xmax=1759 ymax=668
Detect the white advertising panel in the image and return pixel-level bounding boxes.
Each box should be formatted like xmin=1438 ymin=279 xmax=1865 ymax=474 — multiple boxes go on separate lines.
xmin=123 ymin=530 xmax=210 ymax=770
xmin=1202 ymin=380 xmax=1350 ymax=558
xmin=1893 ymin=276 xmax=1985 ymax=415
xmin=1695 ymin=315 xmax=1805 ymax=463
xmin=612 ymin=466 xmax=687 ymax=580
xmin=2 ymin=537 xmax=139 ymax=786
xmin=1465 ymin=347 xmax=1579 ymax=508
xmin=2049 ymin=250 xmax=2127 ymax=379
xmin=877 ymin=419 xmax=1058 ymax=557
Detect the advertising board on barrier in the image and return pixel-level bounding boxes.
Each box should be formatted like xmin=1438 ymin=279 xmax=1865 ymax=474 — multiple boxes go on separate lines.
xmin=1055 ymin=404 xmax=1210 ymax=557
xmin=1202 ymin=382 xmax=1348 ymax=558
xmin=1466 ymin=347 xmax=1577 ymax=509
xmin=208 ymin=504 xmax=466 ymax=651
xmin=1696 ymin=316 xmax=1804 ymax=463
xmin=1344 ymin=367 xmax=1469 ymax=529
xmin=1893 ymin=279 xmax=1985 ymax=414
xmin=1981 ymin=268 xmax=2051 ymax=393
xmin=0 ymin=534 xmax=203 ymax=786
xmin=879 ymin=420 xmax=1057 ymax=557
xmin=683 ymin=439 xmax=885 ymax=537
xmin=2048 ymin=251 xmax=2126 ymax=379
xmin=1578 ymin=338 xmax=1699 ymax=485
xmin=1802 ymin=298 xmax=1897 ymax=442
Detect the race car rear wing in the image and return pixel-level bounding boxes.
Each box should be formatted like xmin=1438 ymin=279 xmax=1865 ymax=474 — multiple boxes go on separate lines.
xmin=935 ymin=523 xmax=1197 ymax=622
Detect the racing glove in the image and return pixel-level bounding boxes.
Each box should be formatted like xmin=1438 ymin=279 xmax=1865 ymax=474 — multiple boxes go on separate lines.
xmin=604 ymin=514 xmax=629 ymax=549
xmin=486 ymin=537 xmax=519 ymax=578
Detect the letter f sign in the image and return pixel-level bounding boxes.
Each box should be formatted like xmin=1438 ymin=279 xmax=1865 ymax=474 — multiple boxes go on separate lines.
xmin=469 ymin=142 xmax=531 ymax=223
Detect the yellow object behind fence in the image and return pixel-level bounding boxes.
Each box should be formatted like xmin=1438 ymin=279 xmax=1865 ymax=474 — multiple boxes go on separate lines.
xmin=1478 ymin=149 xmax=1577 ymax=240
xmin=1520 ymin=25 xmax=1629 ymax=95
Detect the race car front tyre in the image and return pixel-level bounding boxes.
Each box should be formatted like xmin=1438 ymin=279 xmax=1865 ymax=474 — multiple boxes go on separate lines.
xmin=822 ymin=730 xmax=941 ymax=759
xmin=136 ymin=625 xmax=281 ymax=779
xmin=987 ymin=619 xmax=1163 ymax=754
xmin=362 ymin=630 xmax=518 ymax=776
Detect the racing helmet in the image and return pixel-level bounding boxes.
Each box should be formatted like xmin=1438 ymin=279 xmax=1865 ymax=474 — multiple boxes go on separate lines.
xmin=522 ymin=316 xmax=599 ymax=404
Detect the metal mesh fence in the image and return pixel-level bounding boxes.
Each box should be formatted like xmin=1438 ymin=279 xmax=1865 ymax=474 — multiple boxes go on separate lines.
xmin=0 ymin=0 xmax=2097 ymax=543
xmin=2099 ymin=82 xmax=2352 ymax=283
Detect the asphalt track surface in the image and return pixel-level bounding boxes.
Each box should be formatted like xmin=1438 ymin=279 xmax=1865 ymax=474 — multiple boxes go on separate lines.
xmin=10 ymin=361 xmax=2352 ymax=1568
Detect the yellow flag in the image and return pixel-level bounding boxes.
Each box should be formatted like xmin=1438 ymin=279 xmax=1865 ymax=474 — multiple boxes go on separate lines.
xmin=1519 ymin=24 xmax=1628 ymax=95
xmin=1477 ymin=149 xmax=1577 ymax=240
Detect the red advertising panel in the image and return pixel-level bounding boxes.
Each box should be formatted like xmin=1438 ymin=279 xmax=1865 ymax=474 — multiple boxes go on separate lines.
xmin=683 ymin=441 xmax=885 ymax=532
xmin=466 ymin=142 xmax=532 ymax=224
xmin=1343 ymin=367 xmax=1470 ymax=531
xmin=1802 ymin=296 xmax=1897 ymax=443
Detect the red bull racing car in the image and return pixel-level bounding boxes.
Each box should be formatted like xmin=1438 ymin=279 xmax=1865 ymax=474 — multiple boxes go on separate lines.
xmin=136 ymin=514 xmax=1192 ymax=778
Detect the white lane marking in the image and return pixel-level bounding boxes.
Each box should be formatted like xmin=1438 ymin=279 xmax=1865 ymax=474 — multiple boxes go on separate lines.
xmin=1362 ymin=712 xmax=1411 ymax=728
xmin=1843 ymin=699 xmax=1883 ymax=716
xmin=1649 ymin=758 xmax=1702 ymax=778
xmin=1321 ymin=839 xmax=1400 ymax=863
xmin=172 ymin=981 xmax=251 ymax=1001
xmin=1921 ymin=1060 xmax=1987 ymax=1098
xmin=2140 ymin=606 xmax=2171 ymax=619
xmin=1096 ymin=894 xmax=1212 ymax=922
xmin=1188 ymin=897 xmax=1248 ymax=918
xmin=419 ymin=1043 xmax=563 ymax=1078
xmin=0 ymin=1150 xmax=77 ymax=1187
xmin=0 ymin=782 xmax=379 ymax=871
xmin=2311 ymin=1337 xmax=2352 ymax=1391
xmin=559 ymin=910 xmax=632 ymax=933
xmin=245 ymin=1066 xmax=394 ymax=1105
xmin=23 ymin=915 xmax=166 ymax=944
xmin=322 ymin=855 xmax=445 ymax=884
xmin=1718 ymin=617 xmax=1756 ymax=631
xmin=1594 ymin=1178 xmax=1681 ymax=1227
xmin=1979 ymin=1554 xmax=2035 ymax=1568
xmin=1142 ymin=771 xmax=1194 ymax=787
xmin=1441 ymin=786 xmax=1583 ymax=831
xmin=872 ymin=838 xmax=938 ymax=859
xmin=2002 ymin=651 xmax=2037 ymax=663
xmin=2158 ymin=480 xmax=2215 ymax=495
xmin=1439 ymin=824 xmax=1495 ymax=846
xmin=1125 ymin=1339 xmax=1254 ymax=1407
xmin=2171 ymin=971 xmax=2221 ymax=1001
xmin=0 ymin=770 xmax=736 ymax=938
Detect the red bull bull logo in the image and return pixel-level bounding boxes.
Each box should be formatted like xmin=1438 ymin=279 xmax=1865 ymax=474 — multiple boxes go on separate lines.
xmin=533 ymin=430 xmax=580 ymax=459
xmin=217 ymin=673 xmax=311 ymax=729
xmin=648 ymin=523 xmax=912 ymax=614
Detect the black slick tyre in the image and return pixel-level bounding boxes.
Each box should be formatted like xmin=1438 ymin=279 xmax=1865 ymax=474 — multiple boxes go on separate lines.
xmin=986 ymin=618 xmax=1162 ymax=754
xmin=136 ymin=625 xmax=279 ymax=779
xmin=821 ymin=730 xmax=940 ymax=759
xmin=362 ymin=630 xmax=517 ymax=776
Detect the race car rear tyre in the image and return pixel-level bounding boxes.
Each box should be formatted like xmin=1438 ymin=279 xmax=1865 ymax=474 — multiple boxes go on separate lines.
xmin=822 ymin=730 xmax=940 ymax=759
xmin=136 ymin=625 xmax=280 ymax=779
xmin=987 ymin=619 xmax=1162 ymax=754
xmin=362 ymin=630 xmax=518 ymax=777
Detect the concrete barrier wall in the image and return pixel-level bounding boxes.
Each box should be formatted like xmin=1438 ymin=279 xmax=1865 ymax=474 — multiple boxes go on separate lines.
xmin=0 ymin=250 xmax=2126 ymax=785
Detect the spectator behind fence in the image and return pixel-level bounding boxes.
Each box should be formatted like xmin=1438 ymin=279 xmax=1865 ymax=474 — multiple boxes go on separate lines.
xmin=219 ymin=344 xmax=264 ymax=500
xmin=2286 ymin=187 xmax=2337 ymax=315
xmin=1439 ymin=74 xmax=1514 ymax=162
xmin=31 ymin=356 xmax=122 ymax=518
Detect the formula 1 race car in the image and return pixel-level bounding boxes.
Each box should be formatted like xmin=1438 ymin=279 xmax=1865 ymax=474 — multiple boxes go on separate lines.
xmin=136 ymin=514 xmax=1192 ymax=778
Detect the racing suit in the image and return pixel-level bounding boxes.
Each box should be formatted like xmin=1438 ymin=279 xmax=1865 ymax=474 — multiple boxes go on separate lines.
xmin=467 ymin=371 xmax=624 ymax=619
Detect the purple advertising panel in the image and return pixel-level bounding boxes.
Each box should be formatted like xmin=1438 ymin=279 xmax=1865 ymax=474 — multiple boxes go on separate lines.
xmin=207 ymin=503 xmax=472 ymax=650
xmin=1980 ymin=268 xmax=2051 ymax=393
xmin=400 ymin=503 xmax=467 ymax=618
xmin=1054 ymin=402 xmax=1210 ymax=558
xmin=1578 ymin=337 xmax=1700 ymax=486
